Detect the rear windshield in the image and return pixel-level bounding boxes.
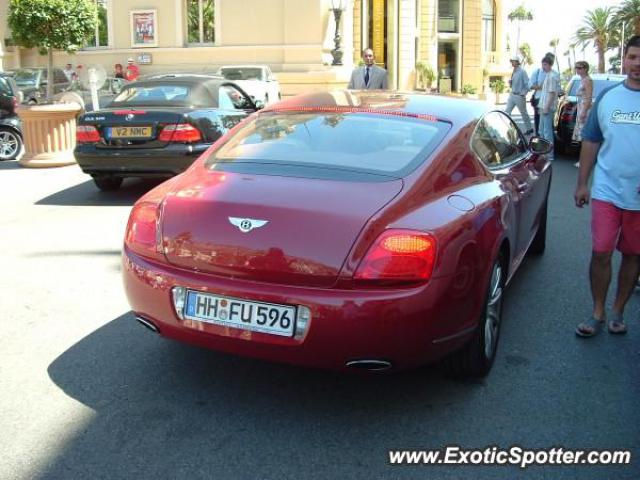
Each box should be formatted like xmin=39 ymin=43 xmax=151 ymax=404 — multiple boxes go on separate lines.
xmin=205 ymin=112 xmax=449 ymax=177
xmin=110 ymin=83 xmax=213 ymax=107
xmin=568 ymin=78 xmax=624 ymax=97
xmin=220 ymin=68 xmax=263 ymax=81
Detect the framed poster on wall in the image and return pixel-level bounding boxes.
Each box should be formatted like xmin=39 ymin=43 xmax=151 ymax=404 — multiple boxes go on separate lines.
xmin=131 ymin=10 xmax=157 ymax=47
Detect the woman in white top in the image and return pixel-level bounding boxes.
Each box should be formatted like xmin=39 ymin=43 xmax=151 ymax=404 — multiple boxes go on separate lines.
xmin=572 ymin=61 xmax=593 ymax=142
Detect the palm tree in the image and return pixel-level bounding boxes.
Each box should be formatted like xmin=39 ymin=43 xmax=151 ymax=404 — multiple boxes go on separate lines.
xmin=614 ymin=0 xmax=640 ymax=35
xmin=563 ymin=49 xmax=572 ymax=70
xmin=569 ymin=43 xmax=577 ymax=66
xmin=549 ymin=38 xmax=561 ymax=71
xmin=573 ymin=7 xmax=616 ymax=73
xmin=508 ymin=5 xmax=533 ymax=56
xmin=518 ymin=43 xmax=533 ymax=66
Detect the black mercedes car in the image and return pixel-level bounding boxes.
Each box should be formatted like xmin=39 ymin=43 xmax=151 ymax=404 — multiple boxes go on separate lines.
xmin=554 ymin=73 xmax=625 ymax=154
xmin=0 ymin=73 xmax=23 ymax=161
xmin=74 ymin=74 xmax=262 ymax=190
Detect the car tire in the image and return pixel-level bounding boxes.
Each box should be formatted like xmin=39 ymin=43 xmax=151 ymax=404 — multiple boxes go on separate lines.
xmin=27 ymin=99 xmax=37 ymax=105
xmin=528 ymin=202 xmax=547 ymax=255
xmin=446 ymin=254 xmax=505 ymax=377
xmin=93 ymin=175 xmax=123 ymax=191
xmin=0 ymin=127 xmax=23 ymax=161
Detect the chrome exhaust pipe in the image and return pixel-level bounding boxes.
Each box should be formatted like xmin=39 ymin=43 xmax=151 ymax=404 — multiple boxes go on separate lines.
xmin=345 ymin=359 xmax=393 ymax=371
xmin=135 ymin=315 xmax=159 ymax=333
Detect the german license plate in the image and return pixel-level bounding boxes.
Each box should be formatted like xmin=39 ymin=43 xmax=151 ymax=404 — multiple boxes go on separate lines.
xmin=108 ymin=126 xmax=152 ymax=138
xmin=184 ymin=290 xmax=296 ymax=337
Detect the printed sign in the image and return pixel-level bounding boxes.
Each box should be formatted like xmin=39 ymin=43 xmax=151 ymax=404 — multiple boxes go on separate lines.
xmin=131 ymin=10 xmax=158 ymax=47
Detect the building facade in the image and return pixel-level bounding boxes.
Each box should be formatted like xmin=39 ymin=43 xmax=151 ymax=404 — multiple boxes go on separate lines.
xmin=0 ymin=0 xmax=509 ymax=95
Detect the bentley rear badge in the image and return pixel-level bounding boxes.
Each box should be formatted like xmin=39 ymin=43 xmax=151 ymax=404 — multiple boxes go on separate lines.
xmin=228 ymin=217 xmax=268 ymax=233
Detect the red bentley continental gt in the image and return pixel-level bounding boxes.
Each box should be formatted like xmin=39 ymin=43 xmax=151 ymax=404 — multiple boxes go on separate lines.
xmin=123 ymin=90 xmax=552 ymax=376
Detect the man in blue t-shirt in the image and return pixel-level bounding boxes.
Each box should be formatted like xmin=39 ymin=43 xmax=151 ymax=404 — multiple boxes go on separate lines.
xmin=574 ymin=35 xmax=640 ymax=337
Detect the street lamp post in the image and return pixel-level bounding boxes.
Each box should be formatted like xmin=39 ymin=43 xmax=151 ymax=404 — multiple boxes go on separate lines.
xmin=330 ymin=0 xmax=344 ymax=65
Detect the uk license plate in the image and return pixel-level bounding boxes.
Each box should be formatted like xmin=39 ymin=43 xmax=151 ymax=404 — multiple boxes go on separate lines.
xmin=184 ymin=290 xmax=296 ymax=337
xmin=108 ymin=126 xmax=152 ymax=138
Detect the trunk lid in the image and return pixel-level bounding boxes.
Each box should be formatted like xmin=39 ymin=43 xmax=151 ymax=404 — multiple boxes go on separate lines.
xmin=80 ymin=107 xmax=189 ymax=149
xmin=161 ymin=171 xmax=403 ymax=287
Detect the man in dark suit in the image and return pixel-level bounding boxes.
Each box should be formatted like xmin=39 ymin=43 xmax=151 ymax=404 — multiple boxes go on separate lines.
xmin=348 ymin=48 xmax=389 ymax=90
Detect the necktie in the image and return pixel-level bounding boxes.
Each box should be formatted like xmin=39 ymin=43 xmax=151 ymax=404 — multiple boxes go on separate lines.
xmin=364 ymin=67 xmax=370 ymax=87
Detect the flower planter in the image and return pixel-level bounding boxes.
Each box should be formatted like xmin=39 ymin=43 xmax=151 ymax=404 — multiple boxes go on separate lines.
xmin=17 ymin=103 xmax=82 ymax=168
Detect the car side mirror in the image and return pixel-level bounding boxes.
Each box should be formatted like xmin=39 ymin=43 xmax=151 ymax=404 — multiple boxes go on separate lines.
xmin=529 ymin=136 xmax=552 ymax=155
xmin=254 ymin=100 xmax=265 ymax=110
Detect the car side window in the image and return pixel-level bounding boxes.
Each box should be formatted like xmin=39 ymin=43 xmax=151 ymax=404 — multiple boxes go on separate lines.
xmin=54 ymin=69 xmax=68 ymax=84
xmin=472 ymin=112 xmax=525 ymax=168
xmin=219 ymin=85 xmax=252 ymax=110
xmin=471 ymin=118 xmax=500 ymax=167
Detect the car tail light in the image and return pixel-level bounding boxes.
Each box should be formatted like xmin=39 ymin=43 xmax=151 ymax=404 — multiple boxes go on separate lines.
xmin=354 ymin=229 xmax=437 ymax=283
xmin=125 ymin=202 xmax=163 ymax=259
xmin=561 ymin=104 xmax=576 ymax=122
xmin=12 ymin=97 xmax=18 ymax=110
xmin=159 ymin=123 xmax=202 ymax=143
xmin=76 ymin=125 xmax=101 ymax=143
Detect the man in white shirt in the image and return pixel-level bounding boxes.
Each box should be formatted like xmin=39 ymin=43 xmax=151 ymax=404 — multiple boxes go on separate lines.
xmin=538 ymin=55 xmax=562 ymax=158
xmin=63 ymin=63 xmax=74 ymax=82
xmin=529 ymin=52 xmax=557 ymax=135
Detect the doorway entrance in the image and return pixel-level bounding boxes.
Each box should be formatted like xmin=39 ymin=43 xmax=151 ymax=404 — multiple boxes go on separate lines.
xmin=438 ymin=40 xmax=458 ymax=93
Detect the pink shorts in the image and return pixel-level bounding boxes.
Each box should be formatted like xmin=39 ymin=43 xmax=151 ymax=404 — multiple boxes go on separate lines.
xmin=591 ymin=199 xmax=640 ymax=254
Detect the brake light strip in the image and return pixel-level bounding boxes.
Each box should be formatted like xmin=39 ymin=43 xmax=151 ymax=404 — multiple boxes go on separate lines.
xmin=266 ymin=106 xmax=438 ymax=122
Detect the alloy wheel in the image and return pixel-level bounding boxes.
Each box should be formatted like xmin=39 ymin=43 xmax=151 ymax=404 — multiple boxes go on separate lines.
xmin=483 ymin=261 xmax=503 ymax=360
xmin=0 ymin=129 xmax=20 ymax=160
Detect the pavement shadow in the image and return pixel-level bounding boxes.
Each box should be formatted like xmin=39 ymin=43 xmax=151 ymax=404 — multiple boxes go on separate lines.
xmin=44 ymin=312 xmax=483 ymax=478
xmin=0 ymin=159 xmax=22 ymax=170
xmin=36 ymin=178 xmax=165 ymax=207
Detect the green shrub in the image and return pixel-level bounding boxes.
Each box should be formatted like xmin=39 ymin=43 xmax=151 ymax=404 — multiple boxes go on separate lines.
xmin=461 ymin=84 xmax=477 ymax=94
xmin=490 ymin=79 xmax=506 ymax=94
xmin=415 ymin=62 xmax=436 ymax=89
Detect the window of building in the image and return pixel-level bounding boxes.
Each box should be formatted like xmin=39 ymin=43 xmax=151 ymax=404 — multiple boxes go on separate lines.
xmin=86 ymin=0 xmax=109 ymax=48
xmin=482 ymin=0 xmax=496 ymax=52
xmin=187 ymin=0 xmax=215 ymax=44
xmin=438 ymin=0 xmax=459 ymax=33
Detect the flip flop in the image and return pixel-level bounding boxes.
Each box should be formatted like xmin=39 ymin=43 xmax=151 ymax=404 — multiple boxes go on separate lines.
xmin=576 ymin=317 xmax=604 ymax=338
xmin=608 ymin=313 xmax=627 ymax=334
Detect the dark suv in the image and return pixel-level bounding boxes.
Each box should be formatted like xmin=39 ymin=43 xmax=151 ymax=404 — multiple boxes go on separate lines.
xmin=554 ymin=73 xmax=626 ymax=154
xmin=0 ymin=73 xmax=23 ymax=160
xmin=13 ymin=67 xmax=71 ymax=104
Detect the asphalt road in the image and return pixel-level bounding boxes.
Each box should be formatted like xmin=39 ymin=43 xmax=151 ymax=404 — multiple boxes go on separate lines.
xmin=1 ymin=155 xmax=638 ymax=480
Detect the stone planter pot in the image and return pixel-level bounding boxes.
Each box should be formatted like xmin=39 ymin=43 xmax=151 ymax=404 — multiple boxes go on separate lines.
xmin=17 ymin=103 xmax=82 ymax=168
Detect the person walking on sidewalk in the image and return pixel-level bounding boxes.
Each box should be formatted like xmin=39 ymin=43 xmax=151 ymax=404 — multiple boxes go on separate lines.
xmin=571 ymin=61 xmax=593 ymax=167
xmin=505 ymin=56 xmax=533 ymax=135
xmin=538 ymin=56 xmax=561 ymax=158
xmin=529 ymin=52 xmax=557 ymax=135
xmin=574 ymin=35 xmax=640 ymax=337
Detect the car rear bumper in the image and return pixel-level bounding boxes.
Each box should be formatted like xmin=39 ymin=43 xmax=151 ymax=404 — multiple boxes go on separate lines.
xmin=75 ymin=143 xmax=209 ymax=177
xmin=123 ymin=248 xmax=482 ymax=372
